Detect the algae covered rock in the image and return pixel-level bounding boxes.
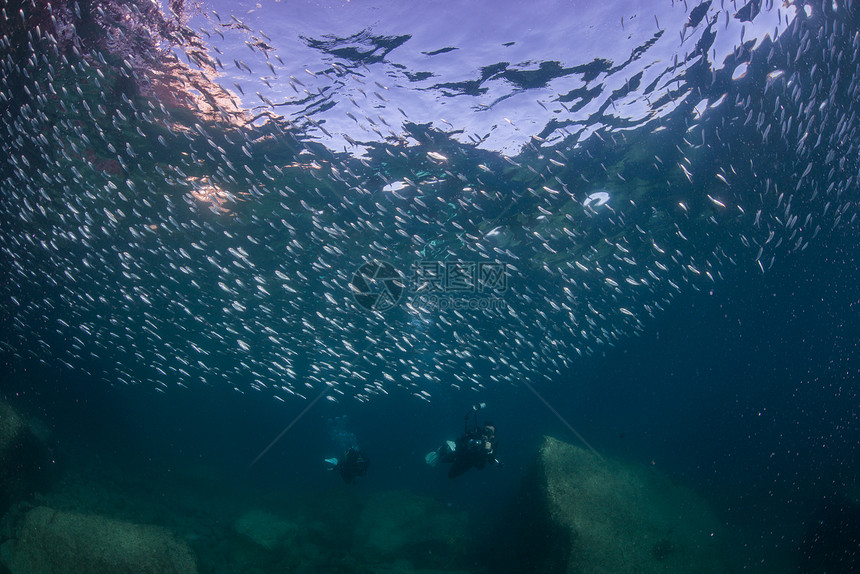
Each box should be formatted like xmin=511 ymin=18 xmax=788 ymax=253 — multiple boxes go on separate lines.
xmin=0 ymin=400 xmax=53 ymax=513
xmin=354 ymin=490 xmax=470 ymax=569
xmin=0 ymin=401 xmax=26 ymax=456
xmin=0 ymin=506 xmax=198 ymax=574
xmin=370 ymin=560 xmax=474 ymax=574
xmin=233 ymin=508 xmax=300 ymax=549
xmin=496 ymin=436 xmax=727 ymax=574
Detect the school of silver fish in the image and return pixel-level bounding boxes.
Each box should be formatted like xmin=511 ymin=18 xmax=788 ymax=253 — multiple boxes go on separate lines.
xmin=0 ymin=0 xmax=857 ymax=404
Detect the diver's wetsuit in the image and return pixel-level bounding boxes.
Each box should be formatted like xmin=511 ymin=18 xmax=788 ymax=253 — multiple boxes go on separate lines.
xmin=444 ymin=406 xmax=499 ymax=478
xmin=337 ymin=446 xmax=370 ymax=483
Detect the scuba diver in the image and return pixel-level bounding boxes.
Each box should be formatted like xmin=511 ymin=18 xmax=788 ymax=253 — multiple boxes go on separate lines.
xmin=325 ymin=445 xmax=370 ymax=484
xmin=425 ymin=403 xmax=500 ymax=479
xmin=324 ymin=416 xmax=370 ymax=484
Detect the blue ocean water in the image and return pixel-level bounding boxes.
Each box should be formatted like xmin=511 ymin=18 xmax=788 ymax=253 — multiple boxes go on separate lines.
xmin=9 ymin=224 xmax=855 ymax=570
xmin=1 ymin=0 xmax=859 ymax=572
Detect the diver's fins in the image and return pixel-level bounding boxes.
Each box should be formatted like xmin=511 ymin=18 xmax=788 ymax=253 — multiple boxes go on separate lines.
xmin=425 ymin=451 xmax=439 ymax=467
xmin=426 ymin=440 xmax=457 ymax=467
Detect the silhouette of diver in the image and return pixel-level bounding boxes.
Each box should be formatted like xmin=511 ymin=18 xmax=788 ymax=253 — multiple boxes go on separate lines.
xmin=324 ymin=416 xmax=370 ymax=483
xmin=425 ymin=403 xmax=500 ymax=478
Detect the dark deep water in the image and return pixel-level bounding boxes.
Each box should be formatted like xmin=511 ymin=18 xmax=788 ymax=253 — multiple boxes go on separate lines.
xmin=1 ymin=0 xmax=859 ymax=572
xmin=2 ymin=217 xmax=857 ymax=572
